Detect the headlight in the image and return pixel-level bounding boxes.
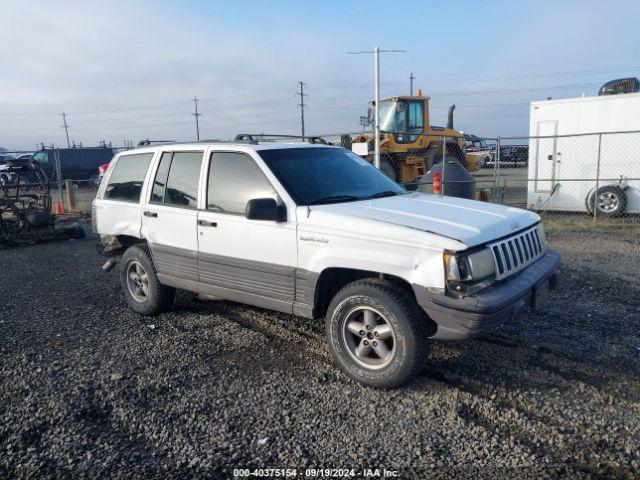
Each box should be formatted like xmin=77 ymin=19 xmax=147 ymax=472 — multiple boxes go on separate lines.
xmin=444 ymin=248 xmax=495 ymax=284
xmin=466 ymin=249 xmax=495 ymax=280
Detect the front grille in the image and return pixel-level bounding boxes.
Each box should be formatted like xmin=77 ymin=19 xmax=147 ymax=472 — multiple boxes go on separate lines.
xmin=489 ymin=225 xmax=545 ymax=281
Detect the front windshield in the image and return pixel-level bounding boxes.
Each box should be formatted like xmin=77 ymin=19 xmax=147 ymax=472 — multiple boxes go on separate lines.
xmin=33 ymin=151 xmax=49 ymax=163
xmin=258 ymin=148 xmax=406 ymax=205
xmin=378 ymin=100 xmax=406 ymax=132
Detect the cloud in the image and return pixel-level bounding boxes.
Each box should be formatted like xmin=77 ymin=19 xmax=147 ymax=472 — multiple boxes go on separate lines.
xmin=0 ymin=0 xmax=365 ymax=148
xmin=1 ymin=0 xmax=639 ymax=148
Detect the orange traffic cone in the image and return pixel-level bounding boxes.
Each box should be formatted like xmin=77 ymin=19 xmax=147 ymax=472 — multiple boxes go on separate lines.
xmin=55 ymin=199 xmax=64 ymax=215
xmin=433 ymin=172 xmax=442 ymax=195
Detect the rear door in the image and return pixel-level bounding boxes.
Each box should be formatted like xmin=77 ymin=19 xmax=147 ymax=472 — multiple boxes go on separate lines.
xmin=196 ymin=150 xmax=298 ymax=313
xmin=94 ymin=151 xmax=155 ymax=238
xmin=141 ymin=150 xmax=204 ymax=282
xmin=533 ymin=120 xmax=558 ymax=192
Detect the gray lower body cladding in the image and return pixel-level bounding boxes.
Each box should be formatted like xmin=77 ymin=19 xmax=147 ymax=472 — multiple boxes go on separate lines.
xmin=413 ymin=251 xmax=560 ymax=340
xmin=150 ymin=244 xmax=316 ymax=317
xmin=151 ymin=243 xmax=198 ymax=281
xmin=149 ymin=243 xmax=560 ymax=341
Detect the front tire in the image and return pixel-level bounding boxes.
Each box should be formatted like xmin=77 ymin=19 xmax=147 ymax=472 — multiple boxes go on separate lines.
xmin=325 ymin=279 xmax=429 ymax=388
xmin=120 ymin=245 xmax=175 ymax=316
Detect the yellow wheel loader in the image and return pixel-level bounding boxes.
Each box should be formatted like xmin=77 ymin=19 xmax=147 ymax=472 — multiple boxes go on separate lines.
xmin=350 ymin=92 xmax=480 ymax=183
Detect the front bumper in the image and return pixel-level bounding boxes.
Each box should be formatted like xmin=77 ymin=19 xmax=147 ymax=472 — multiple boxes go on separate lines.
xmin=413 ymin=250 xmax=560 ymax=340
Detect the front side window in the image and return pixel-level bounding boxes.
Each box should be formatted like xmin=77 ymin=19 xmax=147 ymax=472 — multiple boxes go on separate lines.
xmin=207 ymin=152 xmax=275 ymax=214
xmin=150 ymin=151 xmax=202 ymax=208
xmin=104 ymin=152 xmax=153 ymax=202
xmin=408 ymin=101 xmax=424 ymax=133
xmin=259 ymin=148 xmax=406 ymax=205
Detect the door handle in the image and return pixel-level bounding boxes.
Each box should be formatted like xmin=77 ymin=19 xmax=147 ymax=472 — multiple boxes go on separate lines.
xmin=198 ymin=220 xmax=217 ymax=227
xmin=143 ymin=211 xmax=158 ymax=218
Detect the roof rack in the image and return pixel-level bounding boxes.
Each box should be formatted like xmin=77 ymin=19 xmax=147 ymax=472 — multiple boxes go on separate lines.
xmin=137 ymin=139 xmax=176 ymax=147
xmin=137 ymin=138 xmax=258 ymax=147
xmin=235 ymin=134 xmax=328 ymax=145
xmin=134 ymin=134 xmax=327 ymax=149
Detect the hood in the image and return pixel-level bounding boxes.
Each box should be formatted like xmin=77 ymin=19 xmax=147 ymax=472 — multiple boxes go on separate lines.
xmin=311 ymin=192 xmax=539 ymax=247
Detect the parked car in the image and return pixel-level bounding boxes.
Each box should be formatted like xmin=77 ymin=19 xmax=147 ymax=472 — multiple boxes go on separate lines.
xmin=93 ymin=139 xmax=560 ymax=388
xmin=28 ymin=146 xmax=117 ymax=187
xmin=0 ymin=161 xmax=16 ymax=187
xmin=464 ymin=134 xmax=494 ymax=168
xmin=500 ymin=145 xmax=529 ymax=167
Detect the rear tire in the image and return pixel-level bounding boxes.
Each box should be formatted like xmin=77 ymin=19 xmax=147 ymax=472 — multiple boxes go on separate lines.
xmin=325 ymin=279 xmax=429 ymax=388
xmin=587 ymin=185 xmax=627 ymax=218
xmin=120 ymin=245 xmax=175 ymax=316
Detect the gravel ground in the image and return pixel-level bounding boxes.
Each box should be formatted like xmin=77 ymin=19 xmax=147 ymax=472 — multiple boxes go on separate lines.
xmin=1 ymin=230 xmax=639 ymax=479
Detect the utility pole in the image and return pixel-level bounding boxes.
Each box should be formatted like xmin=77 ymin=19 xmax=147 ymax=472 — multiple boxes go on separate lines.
xmin=192 ymin=96 xmax=201 ymax=141
xmin=296 ymin=81 xmax=307 ymax=140
xmin=61 ymin=112 xmax=71 ymax=148
xmin=410 ymin=72 xmax=415 ymax=95
xmin=348 ymin=47 xmax=406 ymax=169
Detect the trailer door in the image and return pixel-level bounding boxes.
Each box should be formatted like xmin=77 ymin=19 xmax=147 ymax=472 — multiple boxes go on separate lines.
xmin=533 ymin=120 xmax=558 ymax=192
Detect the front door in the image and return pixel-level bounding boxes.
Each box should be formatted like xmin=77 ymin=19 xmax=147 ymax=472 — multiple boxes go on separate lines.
xmin=141 ymin=150 xmax=204 ymax=282
xmin=196 ymin=151 xmax=298 ymax=313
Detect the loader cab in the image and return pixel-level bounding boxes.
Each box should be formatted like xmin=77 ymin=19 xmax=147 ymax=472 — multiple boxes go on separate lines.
xmin=377 ymin=97 xmax=428 ymax=144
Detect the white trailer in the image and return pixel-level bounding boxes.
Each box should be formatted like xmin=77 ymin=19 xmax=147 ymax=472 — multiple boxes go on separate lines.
xmin=527 ymin=91 xmax=640 ymax=216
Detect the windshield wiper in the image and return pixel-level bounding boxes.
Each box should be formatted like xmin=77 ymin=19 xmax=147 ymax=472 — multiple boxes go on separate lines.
xmin=309 ymin=195 xmax=363 ymax=205
xmin=367 ymin=190 xmax=399 ymax=199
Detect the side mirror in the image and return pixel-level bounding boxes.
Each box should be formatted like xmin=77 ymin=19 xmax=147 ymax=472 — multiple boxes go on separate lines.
xmin=245 ymin=198 xmax=286 ymax=222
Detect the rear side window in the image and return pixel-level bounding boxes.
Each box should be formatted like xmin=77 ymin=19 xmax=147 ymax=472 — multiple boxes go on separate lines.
xmin=207 ymin=152 xmax=274 ymax=214
xmin=150 ymin=151 xmax=203 ymax=208
xmin=104 ymin=153 xmax=153 ymax=202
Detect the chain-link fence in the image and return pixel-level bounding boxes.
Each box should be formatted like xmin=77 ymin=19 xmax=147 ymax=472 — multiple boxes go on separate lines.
xmin=2 ymin=132 xmax=639 ymax=234
xmin=0 ymin=145 xmax=128 ymax=214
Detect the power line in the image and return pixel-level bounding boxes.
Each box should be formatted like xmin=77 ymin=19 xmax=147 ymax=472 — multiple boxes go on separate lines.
xmin=192 ymin=96 xmax=201 ymax=140
xmin=61 ymin=112 xmax=71 ymax=148
xmin=296 ymin=81 xmax=307 ymax=139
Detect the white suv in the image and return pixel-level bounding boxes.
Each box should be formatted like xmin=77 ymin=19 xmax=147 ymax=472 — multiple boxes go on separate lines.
xmin=93 ymin=139 xmax=559 ymax=388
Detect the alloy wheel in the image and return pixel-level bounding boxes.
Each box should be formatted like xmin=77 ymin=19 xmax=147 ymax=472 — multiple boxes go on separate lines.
xmin=342 ymin=306 xmax=396 ymax=370
xmin=597 ymin=192 xmax=619 ymax=213
xmin=126 ymin=261 xmax=150 ymax=302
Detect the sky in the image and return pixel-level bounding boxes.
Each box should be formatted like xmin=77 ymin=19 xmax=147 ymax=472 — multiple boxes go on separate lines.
xmin=1 ymin=0 xmax=639 ymax=150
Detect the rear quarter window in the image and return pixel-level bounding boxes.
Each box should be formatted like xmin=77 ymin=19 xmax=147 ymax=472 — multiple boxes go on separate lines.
xmin=104 ymin=152 xmax=153 ymax=202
